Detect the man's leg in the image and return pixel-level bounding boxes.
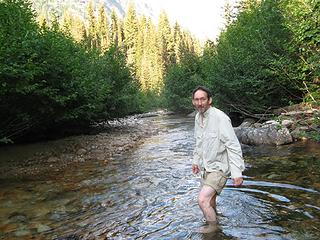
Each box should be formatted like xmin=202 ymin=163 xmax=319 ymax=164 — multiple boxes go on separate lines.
xmin=198 ymin=185 xmax=217 ymax=223
xmin=210 ymin=195 xmax=216 ymax=210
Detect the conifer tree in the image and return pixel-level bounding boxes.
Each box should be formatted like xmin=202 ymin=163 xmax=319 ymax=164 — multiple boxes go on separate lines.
xmin=135 ymin=17 xmax=163 ymax=92
xmin=37 ymin=11 xmax=48 ymax=29
xmin=97 ymin=5 xmax=110 ymax=51
xmin=157 ymin=11 xmax=175 ymax=71
xmin=71 ymin=16 xmax=87 ymax=43
xmin=117 ymin=18 xmax=124 ymax=46
xmin=146 ymin=18 xmax=164 ymax=93
xmin=173 ymin=22 xmax=183 ymax=63
xmin=62 ymin=10 xmax=72 ymax=35
xmin=223 ymin=1 xmax=235 ymax=27
xmin=123 ymin=2 xmax=138 ymax=67
xmin=50 ymin=12 xmax=60 ymax=31
xmin=87 ymin=0 xmax=97 ymax=49
xmin=110 ymin=9 xmax=119 ymax=45
xmin=135 ymin=16 xmax=146 ymax=83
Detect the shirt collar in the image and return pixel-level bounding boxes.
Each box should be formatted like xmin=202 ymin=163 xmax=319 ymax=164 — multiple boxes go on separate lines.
xmin=203 ymin=106 xmax=212 ymax=118
xmin=196 ymin=106 xmax=213 ymax=123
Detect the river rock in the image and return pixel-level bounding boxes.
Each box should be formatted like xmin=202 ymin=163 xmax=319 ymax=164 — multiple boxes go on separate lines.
xmin=281 ymin=119 xmax=294 ymax=128
xmin=36 ymin=224 xmax=51 ymax=233
xmin=76 ymin=148 xmax=87 ymax=156
xmin=290 ymin=126 xmax=309 ymax=140
xmin=240 ymin=118 xmax=256 ymax=127
xmin=235 ymin=122 xmax=293 ymax=146
xmin=8 ymin=212 xmax=28 ymax=223
xmin=47 ymin=156 xmax=59 ymax=163
xmin=14 ymin=228 xmax=31 ymax=237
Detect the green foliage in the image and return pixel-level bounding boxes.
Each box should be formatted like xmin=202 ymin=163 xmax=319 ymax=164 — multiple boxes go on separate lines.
xmin=0 ymin=0 xmax=206 ymax=143
xmin=201 ymin=0 xmax=313 ymax=114
xmin=138 ymin=90 xmax=165 ymax=112
xmin=97 ymin=4 xmax=110 ymax=51
xmin=31 ymin=0 xmax=201 ymax=99
xmin=157 ymin=11 xmax=175 ymax=71
xmin=162 ymin=0 xmax=318 ymax=114
xmin=0 ymin=0 xmax=45 ymax=140
xmin=0 ymin=0 xmax=140 ymax=143
xmin=100 ymin=46 xmax=141 ymax=118
xmin=282 ymin=0 xmax=320 ymax=104
xmin=163 ymin=53 xmax=207 ymax=113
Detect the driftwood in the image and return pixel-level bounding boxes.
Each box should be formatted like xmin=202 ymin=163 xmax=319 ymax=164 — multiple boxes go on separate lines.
xmin=280 ymin=109 xmax=318 ymax=116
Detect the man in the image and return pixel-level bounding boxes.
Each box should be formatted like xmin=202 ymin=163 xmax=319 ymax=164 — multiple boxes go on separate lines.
xmin=192 ymin=86 xmax=245 ymax=229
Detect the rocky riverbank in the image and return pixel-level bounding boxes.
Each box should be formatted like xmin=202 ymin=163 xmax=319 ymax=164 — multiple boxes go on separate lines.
xmin=1 ymin=105 xmax=318 ymax=180
xmin=0 ymin=112 xmax=167 ymax=180
xmin=235 ymin=103 xmax=320 ymax=145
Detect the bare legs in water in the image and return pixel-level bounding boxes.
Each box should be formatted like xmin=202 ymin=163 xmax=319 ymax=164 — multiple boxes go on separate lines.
xmin=197 ymin=185 xmax=220 ymax=233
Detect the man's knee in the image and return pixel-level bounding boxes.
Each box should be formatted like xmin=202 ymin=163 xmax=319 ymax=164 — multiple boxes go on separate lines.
xmin=198 ymin=194 xmax=211 ymax=209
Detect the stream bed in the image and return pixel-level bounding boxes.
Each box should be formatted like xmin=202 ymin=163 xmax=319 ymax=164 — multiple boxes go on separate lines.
xmin=0 ymin=115 xmax=319 ymax=239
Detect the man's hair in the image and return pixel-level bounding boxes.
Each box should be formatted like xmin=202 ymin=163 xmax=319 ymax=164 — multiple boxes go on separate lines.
xmin=192 ymin=86 xmax=212 ymax=99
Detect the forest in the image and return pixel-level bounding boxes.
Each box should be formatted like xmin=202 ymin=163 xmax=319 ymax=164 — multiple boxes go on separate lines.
xmin=0 ymin=0 xmax=319 ymax=143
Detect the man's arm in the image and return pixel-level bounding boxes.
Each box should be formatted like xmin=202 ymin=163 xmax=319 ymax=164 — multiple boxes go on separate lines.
xmin=221 ymin=117 xmax=245 ymax=184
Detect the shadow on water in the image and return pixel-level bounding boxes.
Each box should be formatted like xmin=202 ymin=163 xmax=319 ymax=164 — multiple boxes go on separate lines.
xmin=0 ymin=115 xmax=319 ymax=239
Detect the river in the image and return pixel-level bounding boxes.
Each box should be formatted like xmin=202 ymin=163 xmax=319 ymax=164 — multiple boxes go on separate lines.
xmin=0 ymin=115 xmax=319 ymax=239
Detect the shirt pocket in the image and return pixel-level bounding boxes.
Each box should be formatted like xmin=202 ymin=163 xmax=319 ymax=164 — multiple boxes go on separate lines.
xmin=203 ymin=131 xmax=219 ymax=161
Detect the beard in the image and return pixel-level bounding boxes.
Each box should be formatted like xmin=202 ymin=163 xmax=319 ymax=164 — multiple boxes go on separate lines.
xmin=196 ymin=106 xmax=209 ymax=114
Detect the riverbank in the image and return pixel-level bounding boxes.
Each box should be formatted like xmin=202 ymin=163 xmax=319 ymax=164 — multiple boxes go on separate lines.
xmin=1 ymin=105 xmax=319 ymax=180
xmin=0 ymin=112 xmax=167 ymax=181
xmin=235 ymin=103 xmax=320 ymax=145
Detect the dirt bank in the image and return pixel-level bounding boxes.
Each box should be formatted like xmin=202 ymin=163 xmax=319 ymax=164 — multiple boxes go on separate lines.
xmin=0 ymin=113 xmax=166 ymax=180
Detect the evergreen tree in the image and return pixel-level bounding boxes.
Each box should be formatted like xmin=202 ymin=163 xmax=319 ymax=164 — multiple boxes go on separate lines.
xmin=87 ymin=0 xmax=97 ymax=49
xmin=110 ymin=9 xmax=119 ymax=45
xmin=49 ymin=12 xmax=60 ymax=31
xmin=37 ymin=10 xmax=48 ymax=29
xmin=117 ymin=17 xmax=124 ymax=46
xmin=97 ymin=5 xmax=110 ymax=51
xmin=223 ymin=2 xmax=234 ymax=27
xmin=157 ymin=11 xmax=175 ymax=71
xmin=62 ymin=10 xmax=72 ymax=35
xmin=71 ymin=16 xmax=87 ymax=43
xmin=173 ymin=22 xmax=183 ymax=63
xmin=147 ymin=18 xmax=164 ymax=93
xmin=135 ymin=16 xmax=146 ymax=85
xmin=134 ymin=17 xmax=163 ymax=93
xmin=123 ymin=2 xmax=138 ymax=67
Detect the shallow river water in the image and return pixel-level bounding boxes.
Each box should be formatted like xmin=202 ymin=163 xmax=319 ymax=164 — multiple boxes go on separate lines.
xmin=0 ymin=115 xmax=320 ymax=239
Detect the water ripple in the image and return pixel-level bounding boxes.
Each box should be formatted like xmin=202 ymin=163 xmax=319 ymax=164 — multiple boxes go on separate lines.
xmin=1 ymin=115 xmax=320 ymax=239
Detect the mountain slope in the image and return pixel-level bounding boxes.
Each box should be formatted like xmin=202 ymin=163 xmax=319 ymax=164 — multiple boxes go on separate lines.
xmin=30 ymin=0 xmax=157 ymax=20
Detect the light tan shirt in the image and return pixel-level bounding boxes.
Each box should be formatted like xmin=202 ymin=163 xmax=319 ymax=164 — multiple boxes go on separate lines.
xmin=193 ymin=106 xmax=245 ymax=178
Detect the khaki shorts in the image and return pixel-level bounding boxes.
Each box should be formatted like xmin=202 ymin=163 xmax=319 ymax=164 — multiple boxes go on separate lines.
xmin=201 ymin=170 xmax=228 ymax=195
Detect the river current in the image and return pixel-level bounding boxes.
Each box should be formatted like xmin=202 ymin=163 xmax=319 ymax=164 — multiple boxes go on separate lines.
xmin=0 ymin=115 xmax=319 ymax=239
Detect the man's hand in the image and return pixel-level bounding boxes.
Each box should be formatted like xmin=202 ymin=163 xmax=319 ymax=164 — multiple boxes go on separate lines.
xmin=232 ymin=177 xmax=243 ymax=187
xmin=192 ymin=164 xmax=200 ymax=174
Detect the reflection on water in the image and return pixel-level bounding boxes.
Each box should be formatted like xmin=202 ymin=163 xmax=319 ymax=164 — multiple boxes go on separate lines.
xmin=0 ymin=115 xmax=319 ymax=239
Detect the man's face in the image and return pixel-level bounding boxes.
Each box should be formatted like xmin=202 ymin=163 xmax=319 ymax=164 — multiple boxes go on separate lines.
xmin=192 ymin=89 xmax=212 ymax=114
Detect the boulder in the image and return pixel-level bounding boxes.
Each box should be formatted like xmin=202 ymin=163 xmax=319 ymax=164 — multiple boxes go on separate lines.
xmin=235 ymin=122 xmax=293 ymax=146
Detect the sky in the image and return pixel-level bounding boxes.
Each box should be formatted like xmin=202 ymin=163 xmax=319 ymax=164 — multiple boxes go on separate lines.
xmin=147 ymin=0 xmax=237 ymax=42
